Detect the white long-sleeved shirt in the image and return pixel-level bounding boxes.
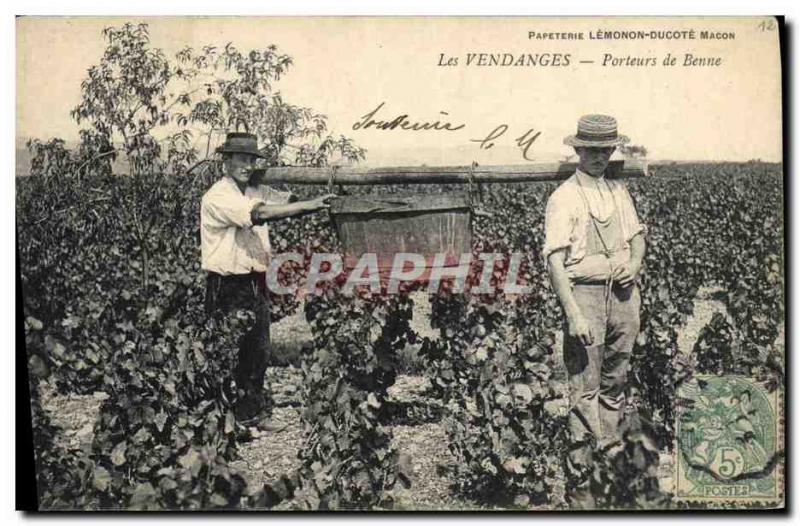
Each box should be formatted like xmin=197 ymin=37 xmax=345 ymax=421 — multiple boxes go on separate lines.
xmin=543 ymin=169 xmax=646 ymax=268
xmin=200 ymin=176 xmax=293 ymax=275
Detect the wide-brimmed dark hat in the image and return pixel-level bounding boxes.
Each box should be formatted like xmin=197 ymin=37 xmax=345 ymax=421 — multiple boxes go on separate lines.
xmin=563 ymin=114 xmax=630 ymax=148
xmin=216 ymin=132 xmax=267 ymax=158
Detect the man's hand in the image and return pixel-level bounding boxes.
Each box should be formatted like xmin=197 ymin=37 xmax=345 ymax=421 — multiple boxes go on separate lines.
xmin=567 ymin=313 xmax=595 ymax=346
xmin=613 ymin=261 xmax=641 ymax=288
xmin=308 ymin=194 xmax=338 ymax=211
xmin=250 ymin=194 xmax=338 ymax=223
xmin=547 ymin=250 xmax=594 ymax=346
xmin=616 ymin=232 xmax=646 ymax=288
xmin=251 ymin=202 xmax=269 ymax=226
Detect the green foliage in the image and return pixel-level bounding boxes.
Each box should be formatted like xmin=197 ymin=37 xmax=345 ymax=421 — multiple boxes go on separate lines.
xmin=630 ymin=266 xmax=691 ymax=450
xmin=19 ymin=163 xmax=202 ymax=392
xmin=424 ymin=292 xmax=567 ymax=508
xmin=588 ymin=418 xmax=671 ymax=509
xmin=47 ymin=21 xmax=366 ymax=180
xmin=25 ymin=318 xmax=94 ymax=510
xmin=26 ymin=132 xmax=116 ymax=185
xmin=290 ymin=290 xmax=415 ymax=509
xmin=628 ymin=163 xmax=785 ymax=444
xmin=693 ymin=312 xmax=736 ymax=374
xmin=26 ymin=138 xmax=76 ymax=179
xmin=626 ymin=164 xmax=783 ymax=447
xmin=723 ymin=248 xmax=784 ymax=390
xmin=417 ymin=294 xmax=475 ymax=401
xmin=72 ymin=23 xmax=173 ymax=175
xmin=19 ymin=168 xmax=251 ymax=509
xmin=90 ymin=308 xmax=249 ymax=510
xmin=28 ymin=385 xmax=95 ymax=509
xmin=172 ymin=41 xmax=366 ymax=167
xmin=618 ymin=144 xmax=648 ymax=159
xmin=413 ymin=181 xmax=565 ymax=507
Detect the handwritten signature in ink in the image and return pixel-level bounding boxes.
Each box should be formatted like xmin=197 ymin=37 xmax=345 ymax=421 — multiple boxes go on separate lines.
xmin=469 ymin=125 xmax=541 ymax=161
xmin=352 ymin=102 xmax=541 ymax=161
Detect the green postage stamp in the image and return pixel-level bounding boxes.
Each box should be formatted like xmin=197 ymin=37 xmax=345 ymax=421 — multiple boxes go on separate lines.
xmin=676 ymin=376 xmax=784 ymax=504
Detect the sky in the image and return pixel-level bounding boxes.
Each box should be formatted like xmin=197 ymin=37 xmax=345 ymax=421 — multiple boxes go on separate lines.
xmin=16 ymin=16 xmax=783 ymax=165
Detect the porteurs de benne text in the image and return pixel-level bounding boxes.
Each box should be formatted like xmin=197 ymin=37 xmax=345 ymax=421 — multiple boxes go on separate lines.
xmin=437 ymin=52 xmax=722 ymax=68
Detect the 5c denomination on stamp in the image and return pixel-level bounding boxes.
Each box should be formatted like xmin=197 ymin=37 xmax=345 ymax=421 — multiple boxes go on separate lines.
xmin=676 ymin=376 xmax=783 ymax=504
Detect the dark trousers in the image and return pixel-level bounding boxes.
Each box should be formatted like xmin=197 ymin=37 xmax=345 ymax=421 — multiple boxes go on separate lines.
xmin=206 ymin=272 xmax=271 ymax=422
xmin=563 ymin=283 xmax=640 ymax=508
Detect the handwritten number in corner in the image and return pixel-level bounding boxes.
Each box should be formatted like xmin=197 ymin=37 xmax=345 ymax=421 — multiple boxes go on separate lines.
xmin=758 ymin=19 xmax=776 ymax=32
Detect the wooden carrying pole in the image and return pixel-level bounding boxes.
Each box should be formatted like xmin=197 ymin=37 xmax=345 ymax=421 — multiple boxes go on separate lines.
xmin=250 ymin=159 xmax=647 ymax=185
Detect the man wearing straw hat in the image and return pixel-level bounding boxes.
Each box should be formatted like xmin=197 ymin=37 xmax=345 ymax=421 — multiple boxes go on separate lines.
xmin=543 ymin=115 xmax=647 ymax=508
xmin=201 ymin=132 xmax=335 ymax=428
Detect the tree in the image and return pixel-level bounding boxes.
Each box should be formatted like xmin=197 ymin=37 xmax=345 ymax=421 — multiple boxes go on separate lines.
xmin=619 ymin=144 xmax=648 ymax=159
xmin=26 ymin=21 xmax=367 ymax=305
xmin=27 ymin=130 xmax=116 ymax=181
xmin=71 ymin=23 xmax=174 ymax=176
xmin=26 ymin=138 xmax=75 ymax=181
xmin=172 ymin=42 xmax=364 ymax=170
xmin=54 ymin=22 xmax=365 ymax=178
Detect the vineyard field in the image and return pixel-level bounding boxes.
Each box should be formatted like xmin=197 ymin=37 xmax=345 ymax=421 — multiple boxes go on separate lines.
xmin=36 ymin=284 xmax=744 ymax=509
xmin=20 ymin=161 xmax=785 ymax=510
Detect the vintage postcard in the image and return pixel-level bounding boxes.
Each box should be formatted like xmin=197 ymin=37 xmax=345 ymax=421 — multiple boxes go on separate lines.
xmin=16 ymin=16 xmax=785 ymax=511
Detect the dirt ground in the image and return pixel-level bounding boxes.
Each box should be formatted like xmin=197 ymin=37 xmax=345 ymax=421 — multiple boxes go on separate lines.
xmin=40 ymin=286 xmax=748 ymax=510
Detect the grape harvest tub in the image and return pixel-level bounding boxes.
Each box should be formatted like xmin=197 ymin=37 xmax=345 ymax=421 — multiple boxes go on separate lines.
xmin=330 ymin=193 xmax=472 ymax=275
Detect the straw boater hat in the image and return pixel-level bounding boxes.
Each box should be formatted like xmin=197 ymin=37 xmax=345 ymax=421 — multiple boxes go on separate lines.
xmin=215 ymin=132 xmax=268 ymax=158
xmin=563 ymin=114 xmax=630 ymax=148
